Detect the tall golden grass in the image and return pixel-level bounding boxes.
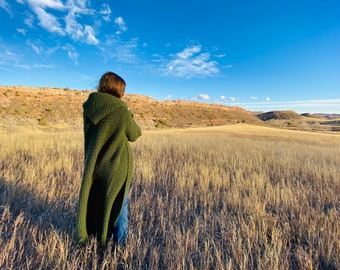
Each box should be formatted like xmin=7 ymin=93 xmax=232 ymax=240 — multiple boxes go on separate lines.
xmin=0 ymin=124 xmax=339 ymax=269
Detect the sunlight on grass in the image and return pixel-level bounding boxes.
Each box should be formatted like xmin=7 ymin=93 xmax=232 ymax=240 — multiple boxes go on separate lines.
xmin=0 ymin=125 xmax=339 ymax=269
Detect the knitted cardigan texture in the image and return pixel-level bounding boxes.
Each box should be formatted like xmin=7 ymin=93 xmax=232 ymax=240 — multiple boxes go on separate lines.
xmin=76 ymin=92 xmax=141 ymax=246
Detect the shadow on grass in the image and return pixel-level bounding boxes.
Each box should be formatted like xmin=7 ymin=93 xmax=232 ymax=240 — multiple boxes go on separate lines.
xmin=0 ymin=176 xmax=76 ymax=235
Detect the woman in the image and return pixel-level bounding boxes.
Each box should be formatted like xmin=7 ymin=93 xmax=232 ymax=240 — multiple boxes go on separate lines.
xmin=76 ymin=71 xmax=142 ymax=246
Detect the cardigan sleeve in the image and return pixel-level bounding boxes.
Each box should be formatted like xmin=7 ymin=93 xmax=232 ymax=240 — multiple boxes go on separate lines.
xmin=124 ymin=108 xmax=142 ymax=142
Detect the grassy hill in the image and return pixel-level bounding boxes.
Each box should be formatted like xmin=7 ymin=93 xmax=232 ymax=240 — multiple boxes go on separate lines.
xmin=0 ymin=85 xmax=261 ymax=131
xmin=255 ymin=110 xmax=340 ymax=132
xmin=256 ymin=110 xmax=302 ymax=121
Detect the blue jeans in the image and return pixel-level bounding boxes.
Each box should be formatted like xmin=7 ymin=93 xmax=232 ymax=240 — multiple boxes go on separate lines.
xmin=112 ymin=197 xmax=128 ymax=246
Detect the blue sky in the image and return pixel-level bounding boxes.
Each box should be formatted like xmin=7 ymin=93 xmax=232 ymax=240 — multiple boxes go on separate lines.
xmin=1 ymin=0 xmax=340 ymax=113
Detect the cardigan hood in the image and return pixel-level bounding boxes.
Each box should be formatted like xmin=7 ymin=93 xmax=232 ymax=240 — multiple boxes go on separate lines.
xmin=83 ymin=92 xmax=128 ymax=125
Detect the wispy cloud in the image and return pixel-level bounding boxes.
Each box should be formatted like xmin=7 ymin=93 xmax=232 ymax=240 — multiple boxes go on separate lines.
xmin=0 ymin=66 xmax=14 ymax=72
xmin=0 ymin=43 xmax=16 ymax=64
xmin=62 ymin=44 xmax=79 ymax=64
xmin=33 ymin=6 xmax=65 ymax=35
xmin=28 ymin=0 xmax=65 ymax=10
xmin=100 ymin=3 xmax=111 ymax=22
xmin=215 ymin=53 xmax=226 ymax=58
xmin=24 ymin=13 xmax=35 ymax=28
xmin=14 ymin=64 xmax=31 ymax=69
xmin=237 ymin=99 xmax=340 ymax=113
xmin=65 ymin=12 xmax=86 ymax=40
xmin=207 ymin=95 xmax=340 ymax=113
xmin=64 ymin=12 xmax=99 ymax=44
xmin=26 ymin=40 xmax=43 ymax=55
xmin=84 ymin=25 xmax=98 ymax=45
xmin=33 ymin=63 xmax=53 ymax=68
xmin=13 ymin=63 xmax=55 ymax=69
xmin=16 ymin=28 xmax=27 ymax=35
xmin=190 ymin=93 xmax=211 ymax=100
xmin=3 ymin=2 xmax=227 ymax=82
xmin=0 ymin=0 xmax=12 ymax=16
xmin=212 ymin=96 xmax=236 ymax=103
xmin=165 ymin=45 xmax=219 ymax=78
xmin=114 ymin=17 xmax=128 ymax=35
xmin=102 ymin=35 xmax=139 ymax=64
xmin=18 ymin=0 xmax=99 ymax=45
xmin=25 ymin=38 xmax=79 ymax=64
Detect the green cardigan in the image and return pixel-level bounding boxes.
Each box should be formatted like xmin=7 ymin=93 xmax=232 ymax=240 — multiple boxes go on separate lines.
xmin=76 ymin=92 xmax=141 ymax=246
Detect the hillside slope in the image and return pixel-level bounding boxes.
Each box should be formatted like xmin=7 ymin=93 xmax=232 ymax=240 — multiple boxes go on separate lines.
xmin=255 ymin=110 xmax=340 ymax=132
xmin=0 ymin=86 xmax=261 ymax=131
xmin=256 ymin=110 xmax=302 ymax=121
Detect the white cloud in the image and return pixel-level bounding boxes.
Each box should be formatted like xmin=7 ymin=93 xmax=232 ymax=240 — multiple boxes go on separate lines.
xmin=26 ymin=40 xmax=43 ymax=54
xmin=215 ymin=54 xmax=226 ymax=58
xmin=229 ymin=97 xmax=236 ymax=102
xmin=27 ymin=0 xmax=65 ymax=10
xmin=190 ymin=93 xmax=211 ymax=100
xmin=16 ymin=28 xmax=27 ymax=35
xmin=18 ymin=0 xmax=98 ymax=44
xmin=0 ymin=43 xmax=17 ymax=66
xmin=84 ymin=25 xmax=99 ymax=45
xmin=72 ymin=0 xmax=87 ymax=9
xmin=0 ymin=0 xmax=12 ymax=15
xmin=15 ymin=64 xmax=31 ymax=69
xmin=46 ymin=46 xmax=59 ymax=54
xmin=198 ymin=93 xmax=210 ymax=100
xmin=177 ymin=45 xmax=200 ymax=59
xmin=64 ymin=12 xmax=98 ymax=45
xmin=165 ymin=45 xmax=219 ymax=78
xmin=266 ymin=97 xmax=271 ymax=101
xmin=238 ymin=99 xmax=340 ymax=114
xmin=33 ymin=6 xmax=65 ymax=35
xmin=24 ymin=13 xmax=35 ymax=28
xmin=62 ymin=44 xmax=79 ymax=64
xmin=26 ymin=39 xmax=61 ymax=56
xmin=114 ymin=16 xmax=127 ymax=34
xmin=67 ymin=50 xmax=79 ymax=65
xmin=102 ymin=35 xmax=138 ymax=63
xmin=33 ymin=63 xmax=53 ymax=68
xmin=250 ymin=96 xmax=258 ymax=100
xmin=100 ymin=3 xmax=111 ymax=22
xmin=65 ymin=13 xmax=84 ymax=40
xmin=0 ymin=66 xmax=14 ymax=72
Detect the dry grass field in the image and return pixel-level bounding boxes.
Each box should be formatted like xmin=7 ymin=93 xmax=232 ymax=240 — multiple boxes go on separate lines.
xmin=0 ymin=124 xmax=339 ymax=269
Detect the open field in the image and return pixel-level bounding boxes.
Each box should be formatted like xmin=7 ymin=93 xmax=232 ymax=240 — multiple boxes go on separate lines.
xmin=0 ymin=124 xmax=339 ymax=269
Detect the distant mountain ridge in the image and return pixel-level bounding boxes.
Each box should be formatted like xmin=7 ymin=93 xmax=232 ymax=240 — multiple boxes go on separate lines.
xmin=256 ymin=110 xmax=301 ymax=121
xmin=301 ymin=113 xmax=340 ymax=120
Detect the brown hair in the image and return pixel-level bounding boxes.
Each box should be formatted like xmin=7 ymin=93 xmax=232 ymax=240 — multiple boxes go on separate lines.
xmin=97 ymin=71 xmax=126 ymax=98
